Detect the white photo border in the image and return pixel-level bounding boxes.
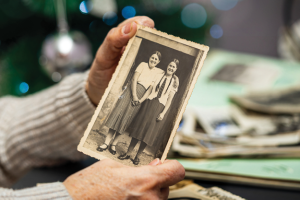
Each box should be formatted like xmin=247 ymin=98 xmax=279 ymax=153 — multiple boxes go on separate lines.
xmin=78 ymin=25 xmax=209 ymax=164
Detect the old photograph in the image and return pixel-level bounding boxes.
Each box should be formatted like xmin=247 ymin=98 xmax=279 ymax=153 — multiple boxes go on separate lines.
xmin=78 ymin=25 xmax=209 ymax=166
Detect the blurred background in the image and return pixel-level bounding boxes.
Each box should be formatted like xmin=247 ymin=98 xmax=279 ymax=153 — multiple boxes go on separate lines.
xmin=2 ymin=0 xmax=300 ymax=198
xmin=1 ymin=0 xmax=300 ymax=97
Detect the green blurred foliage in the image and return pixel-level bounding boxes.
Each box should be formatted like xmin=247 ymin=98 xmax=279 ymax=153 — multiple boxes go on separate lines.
xmin=0 ymin=36 xmax=53 ymax=96
xmin=0 ymin=0 xmax=210 ymax=97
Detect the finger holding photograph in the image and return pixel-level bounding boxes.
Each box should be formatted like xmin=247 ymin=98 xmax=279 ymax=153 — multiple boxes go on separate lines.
xmin=86 ymin=16 xmax=155 ymax=105
xmin=63 ymin=158 xmax=185 ymax=200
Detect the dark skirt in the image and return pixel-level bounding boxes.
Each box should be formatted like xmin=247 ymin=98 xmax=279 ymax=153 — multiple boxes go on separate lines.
xmin=105 ymin=83 xmax=146 ymax=134
xmin=127 ymin=98 xmax=165 ymax=147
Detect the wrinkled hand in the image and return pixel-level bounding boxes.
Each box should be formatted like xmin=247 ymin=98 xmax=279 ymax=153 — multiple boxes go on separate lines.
xmin=63 ymin=159 xmax=185 ymax=200
xmin=157 ymin=113 xmax=165 ymax=121
xmin=86 ymin=16 xmax=155 ymax=105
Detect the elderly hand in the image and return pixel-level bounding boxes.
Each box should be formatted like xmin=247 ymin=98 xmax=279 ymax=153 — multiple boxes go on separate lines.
xmin=86 ymin=16 xmax=155 ymax=105
xmin=63 ymin=158 xmax=185 ymax=200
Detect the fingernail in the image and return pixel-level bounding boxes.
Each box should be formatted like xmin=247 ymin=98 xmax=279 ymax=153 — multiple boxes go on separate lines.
xmin=135 ymin=18 xmax=153 ymax=28
xmin=149 ymin=158 xmax=160 ymax=166
xmin=122 ymin=22 xmax=133 ymax=35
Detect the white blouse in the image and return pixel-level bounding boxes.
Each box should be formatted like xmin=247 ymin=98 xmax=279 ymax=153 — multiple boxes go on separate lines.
xmin=135 ymin=62 xmax=164 ymax=89
xmin=147 ymin=73 xmax=179 ymax=106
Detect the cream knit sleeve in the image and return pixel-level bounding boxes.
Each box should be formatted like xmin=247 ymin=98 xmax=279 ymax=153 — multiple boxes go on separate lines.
xmin=0 ymin=182 xmax=72 ymax=199
xmin=0 ymin=72 xmax=95 ymax=189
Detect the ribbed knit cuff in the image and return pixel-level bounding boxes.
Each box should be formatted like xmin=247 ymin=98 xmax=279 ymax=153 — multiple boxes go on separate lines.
xmin=60 ymin=71 xmax=96 ymax=140
xmin=81 ymin=70 xmax=96 ymax=110
xmin=0 ymin=182 xmax=72 ymax=199
xmin=54 ymin=71 xmax=96 ymax=161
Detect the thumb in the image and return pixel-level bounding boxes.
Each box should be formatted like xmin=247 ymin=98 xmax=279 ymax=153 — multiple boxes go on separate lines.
xmin=95 ymin=21 xmax=137 ymax=70
xmin=87 ymin=16 xmax=154 ymax=105
xmin=94 ymin=16 xmax=155 ymax=71
xmin=154 ymin=160 xmax=185 ymax=187
xmin=148 ymin=158 xmax=162 ymax=166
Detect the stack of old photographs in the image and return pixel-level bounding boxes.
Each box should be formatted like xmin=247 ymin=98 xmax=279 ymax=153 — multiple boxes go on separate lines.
xmin=169 ymin=180 xmax=245 ymax=200
xmin=171 ymin=85 xmax=300 ymax=189
xmin=169 ymin=50 xmax=300 ymax=189
xmin=173 ymin=86 xmax=300 ymax=158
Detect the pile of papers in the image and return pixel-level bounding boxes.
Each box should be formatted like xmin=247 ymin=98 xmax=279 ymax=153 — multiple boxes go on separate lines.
xmin=173 ymin=104 xmax=300 ymax=159
xmin=171 ymin=50 xmax=300 ymax=190
xmin=169 ymin=180 xmax=245 ymax=200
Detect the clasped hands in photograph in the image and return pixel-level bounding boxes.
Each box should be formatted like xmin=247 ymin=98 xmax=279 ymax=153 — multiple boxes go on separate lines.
xmin=132 ymin=95 xmax=141 ymax=106
xmin=131 ymin=99 xmax=165 ymax=120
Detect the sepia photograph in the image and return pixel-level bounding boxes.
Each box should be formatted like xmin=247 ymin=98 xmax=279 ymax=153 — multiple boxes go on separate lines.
xmin=78 ymin=25 xmax=209 ymax=166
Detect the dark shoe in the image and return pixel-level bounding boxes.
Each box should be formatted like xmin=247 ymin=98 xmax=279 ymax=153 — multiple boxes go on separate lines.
xmin=109 ymin=145 xmax=117 ymax=155
xmin=118 ymin=153 xmax=130 ymax=160
xmin=131 ymin=157 xmax=140 ymax=165
xmin=97 ymin=144 xmax=108 ymax=152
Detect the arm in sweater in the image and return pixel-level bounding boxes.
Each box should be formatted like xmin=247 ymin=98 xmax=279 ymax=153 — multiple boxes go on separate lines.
xmin=0 ymin=72 xmax=95 ymax=198
xmin=0 ymin=17 xmax=170 ymax=200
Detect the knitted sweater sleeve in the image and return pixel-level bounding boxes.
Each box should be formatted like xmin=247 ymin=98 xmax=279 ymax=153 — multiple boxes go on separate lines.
xmin=0 ymin=182 xmax=72 ymax=199
xmin=0 ymin=72 xmax=95 ymax=198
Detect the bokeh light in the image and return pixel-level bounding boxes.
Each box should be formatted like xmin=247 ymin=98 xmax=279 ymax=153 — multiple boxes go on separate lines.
xmin=79 ymin=1 xmax=92 ymax=14
xmin=153 ymin=0 xmax=182 ymax=15
xmin=19 ymin=82 xmax=29 ymax=94
xmin=210 ymin=25 xmax=223 ymax=39
xmin=181 ymin=3 xmax=207 ymax=29
xmin=211 ymin=0 xmax=238 ymax=11
xmin=103 ymin=12 xmax=118 ymax=26
xmin=122 ymin=6 xmax=136 ymax=19
xmin=88 ymin=0 xmax=118 ymax=18
xmin=52 ymin=72 xmax=62 ymax=82
xmin=57 ymin=35 xmax=74 ymax=54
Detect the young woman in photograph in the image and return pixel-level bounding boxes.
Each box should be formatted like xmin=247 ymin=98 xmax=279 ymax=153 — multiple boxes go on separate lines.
xmin=119 ymin=59 xmax=180 ymax=165
xmin=96 ymin=51 xmax=165 ymax=155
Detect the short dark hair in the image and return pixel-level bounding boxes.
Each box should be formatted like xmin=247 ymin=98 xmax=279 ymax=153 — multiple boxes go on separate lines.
xmin=152 ymin=51 xmax=162 ymax=61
